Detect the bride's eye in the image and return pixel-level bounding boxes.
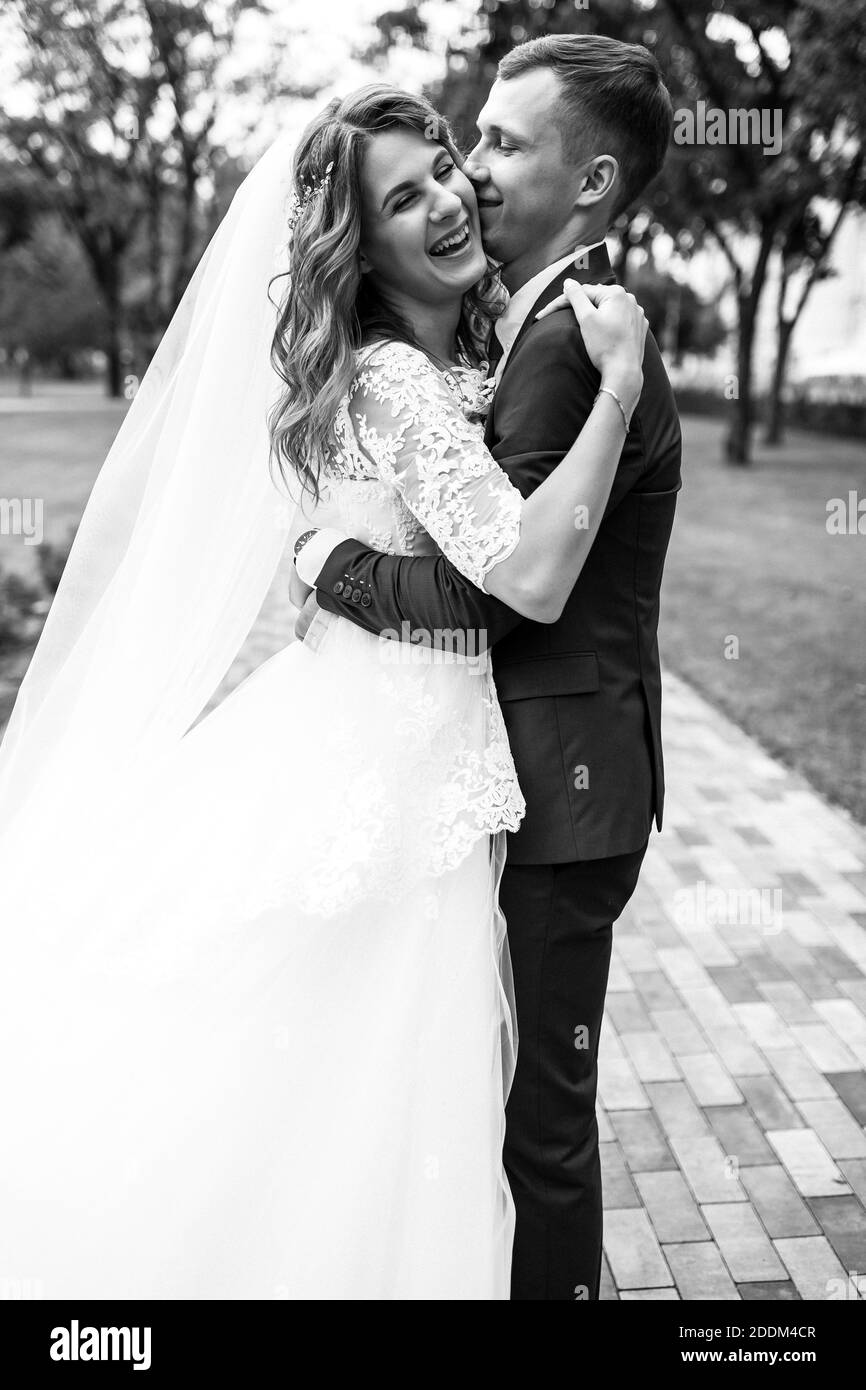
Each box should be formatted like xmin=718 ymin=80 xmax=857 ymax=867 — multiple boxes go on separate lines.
xmin=394 ymin=191 xmax=418 ymax=211
xmin=436 ymin=160 xmax=456 ymax=181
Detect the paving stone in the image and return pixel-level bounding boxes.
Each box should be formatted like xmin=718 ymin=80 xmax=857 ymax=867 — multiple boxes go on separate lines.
xmin=763 ymin=1049 xmax=836 ymax=1101
xmin=679 ymin=1053 xmax=743 ymax=1106
xmin=600 ymin=1141 xmax=642 ymax=1210
xmin=739 ymin=951 xmax=791 ymax=985
xmin=738 ymin=1075 xmax=803 ymax=1130
xmin=839 ymin=979 xmax=866 ymax=1011
xmin=609 ymin=1109 xmax=677 ymax=1173
xmin=839 ymin=1159 xmax=866 ymax=1204
xmin=705 ymin=1105 xmax=775 ymax=1166
xmin=605 ymin=991 xmax=653 ymax=1034
xmin=790 ymin=1023 xmax=861 ymax=1073
xmin=707 ymin=966 xmax=764 ymax=1003
xmin=598 ymin=1046 xmax=650 ymax=1111
xmin=815 ymin=946 xmax=865 ymax=981
xmin=738 ymin=1281 xmax=801 ymax=1299
xmin=766 ymin=1129 xmax=851 ymax=1198
xmin=603 ymin=1208 xmax=674 ymax=1290
xmin=644 ymin=1080 xmax=711 ymax=1141
xmin=650 ymin=1007 xmax=708 ymax=1057
xmin=732 ymin=1002 xmax=793 ymax=1051
xmin=669 ymin=1133 xmax=747 ymax=1204
xmin=740 ymin=1165 xmax=820 ymax=1239
xmin=619 ymin=1029 xmax=681 ymax=1083
xmin=807 ymin=1195 xmax=866 ymax=1271
xmin=703 ymin=1025 xmax=769 ymax=1077
xmin=596 ymin=1105 xmax=615 ymax=1143
xmin=812 ymin=1000 xmax=866 ymax=1067
xmin=635 ymin=1170 xmax=708 ymax=1243
xmin=619 ymin=1287 xmax=681 ymax=1299
xmin=756 ymin=981 xmax=818 ymax=1025
xmin=797 ymin=1098 xmax=866 ymax=1160
xmin=599 ymin=1251 xmax=618 ymax=1301
xmin=680 ymin=985 xmax=739 ymax=1029
xmin=630 ymin=969 xmax=682 ymax=1011
xmin=773 ymin=1236 xmax=849 ymax=1300
xmin=663 ymin=1242 xmax=740 ymax=1300
xmin=701 ymin=1202 xmax=788 ymax=1282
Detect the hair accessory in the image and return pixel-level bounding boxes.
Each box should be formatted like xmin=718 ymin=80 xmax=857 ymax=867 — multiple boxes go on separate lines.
xmin=288 ymin=160 xmax=335 ymax=230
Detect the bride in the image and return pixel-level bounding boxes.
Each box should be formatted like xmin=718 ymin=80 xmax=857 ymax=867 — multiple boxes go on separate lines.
xmin=0 ymin=84 xmax=646 ymax=1300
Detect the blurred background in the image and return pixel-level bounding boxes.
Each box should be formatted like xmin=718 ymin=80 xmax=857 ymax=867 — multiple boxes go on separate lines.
xmin=0 ymin=0 xmax=864 ymax=817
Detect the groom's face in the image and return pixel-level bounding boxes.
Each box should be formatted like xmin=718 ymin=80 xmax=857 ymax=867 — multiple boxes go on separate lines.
xmin=466 ymin=69 xmax=589 ymax=275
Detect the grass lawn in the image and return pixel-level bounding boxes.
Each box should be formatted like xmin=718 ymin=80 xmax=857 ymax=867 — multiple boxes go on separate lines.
xmin=0 ymin=397 xmax=127 ymax=579
xmin=1 ymin=402 xmax=865 ymax=826
xmin=660 ymin=415 xmax=866 ymax=825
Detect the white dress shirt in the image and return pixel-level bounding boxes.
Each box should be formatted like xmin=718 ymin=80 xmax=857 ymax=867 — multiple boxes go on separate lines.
xmin=295 ymin=240 xmax=607 ymax=588
xmin=491 ymin=241 xmax=606 ymax=383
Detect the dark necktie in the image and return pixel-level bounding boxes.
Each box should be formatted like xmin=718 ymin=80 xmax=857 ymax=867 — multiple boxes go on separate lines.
xmin=487 ymin=330 xmax=504 ymax=375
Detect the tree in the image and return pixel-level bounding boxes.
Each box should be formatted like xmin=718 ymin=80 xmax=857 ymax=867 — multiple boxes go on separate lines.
xmin=0 ymin=213 xmax=108 ymax=383
xmin=654 ymin=0 xmax=866 ymax=462
xmin=372 ymin=0 xmax=866 ymax=464
xmin=0 ymin=0 xmax=284 ymax=395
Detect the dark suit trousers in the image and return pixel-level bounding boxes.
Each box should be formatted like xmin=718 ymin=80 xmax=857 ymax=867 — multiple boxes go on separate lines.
xmin=500 ymin=845 xmax=647 ymax=1301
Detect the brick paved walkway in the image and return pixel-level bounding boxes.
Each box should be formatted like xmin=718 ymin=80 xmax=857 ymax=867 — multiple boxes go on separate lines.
xmin=599 ymin=673 xmax=866 ymax=1301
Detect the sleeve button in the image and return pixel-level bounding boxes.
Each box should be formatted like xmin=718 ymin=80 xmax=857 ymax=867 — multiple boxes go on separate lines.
xmin=361 ymin=593 xmax=372 ymax=608
xmin=333 ymin=580 xmax=344 ymax=595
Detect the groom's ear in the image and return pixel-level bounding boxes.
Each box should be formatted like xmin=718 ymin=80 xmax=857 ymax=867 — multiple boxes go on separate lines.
xmin=574 ymin=154 xmax=619 ymax=210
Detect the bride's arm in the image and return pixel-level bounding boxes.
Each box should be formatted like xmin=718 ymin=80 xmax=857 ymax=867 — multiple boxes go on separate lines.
xmin=480 ymin=281 xmax=645 ymax=622
xmin=347 ymin=284 xmax=646 ymax=625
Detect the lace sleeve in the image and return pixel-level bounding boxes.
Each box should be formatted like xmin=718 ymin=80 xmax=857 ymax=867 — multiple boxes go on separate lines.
xmin=346 ymin=341 xmax=522 ymax=591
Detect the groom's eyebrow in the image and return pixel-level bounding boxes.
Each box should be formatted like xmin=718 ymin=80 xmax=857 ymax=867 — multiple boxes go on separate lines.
xmin=478 ymin=120 xmax=525 ymax=145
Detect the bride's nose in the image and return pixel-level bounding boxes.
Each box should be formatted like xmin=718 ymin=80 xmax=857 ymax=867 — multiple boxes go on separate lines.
xmin=429 ymin=185 xmax=463 ymax=223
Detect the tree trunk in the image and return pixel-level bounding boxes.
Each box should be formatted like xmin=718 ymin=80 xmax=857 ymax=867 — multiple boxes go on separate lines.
xmin=726 ymin=293 xmax=756 ymax=465
xmin=765 ymin=318 xmax=795 ymax=446
xmin=725 ymin=226 xmax=777 ymax=466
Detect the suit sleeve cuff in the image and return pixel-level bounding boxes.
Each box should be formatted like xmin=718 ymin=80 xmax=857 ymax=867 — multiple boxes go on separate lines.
xmin=294 ymin=528 xmax=349 ymax=586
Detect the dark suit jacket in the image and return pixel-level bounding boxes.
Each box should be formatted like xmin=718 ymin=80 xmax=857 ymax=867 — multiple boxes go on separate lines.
xmin=314 ymin=243 xmax=682 ymax=863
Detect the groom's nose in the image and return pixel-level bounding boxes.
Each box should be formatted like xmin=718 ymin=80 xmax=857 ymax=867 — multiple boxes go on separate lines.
xmin=464 ymin=147 xmax=489 ymax=185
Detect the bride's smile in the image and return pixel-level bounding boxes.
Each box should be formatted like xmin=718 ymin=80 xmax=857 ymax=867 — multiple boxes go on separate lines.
xmin=358 ymin=128 xmax=488 ymax=306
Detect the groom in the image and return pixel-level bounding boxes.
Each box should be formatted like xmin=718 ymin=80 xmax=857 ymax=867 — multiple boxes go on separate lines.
xmin=295 ymin=34 xmax=681 ymax=1300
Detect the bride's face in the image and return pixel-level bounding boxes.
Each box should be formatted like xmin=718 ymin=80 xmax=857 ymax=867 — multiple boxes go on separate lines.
xmin=359 ymin=127 xmax=488 ymax=308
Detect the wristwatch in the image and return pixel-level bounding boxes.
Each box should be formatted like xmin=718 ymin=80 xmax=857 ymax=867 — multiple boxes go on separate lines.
xmin=293 ymin=528 xmax=319 ymax=565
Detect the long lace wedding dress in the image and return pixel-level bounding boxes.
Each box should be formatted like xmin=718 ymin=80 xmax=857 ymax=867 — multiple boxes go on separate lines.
xmin=0 ymin=340 xmax=527 ymax=1301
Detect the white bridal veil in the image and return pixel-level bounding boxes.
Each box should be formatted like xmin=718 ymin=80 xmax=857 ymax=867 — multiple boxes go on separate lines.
xmin=0 ymin=131 xmax=301 ymax=864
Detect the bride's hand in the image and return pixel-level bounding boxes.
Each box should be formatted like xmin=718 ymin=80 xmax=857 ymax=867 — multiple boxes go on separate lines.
xmin=537 ymin=280 xmax=648 ymax=420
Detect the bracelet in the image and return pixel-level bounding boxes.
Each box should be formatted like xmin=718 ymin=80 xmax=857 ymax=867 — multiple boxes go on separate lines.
xmin=293 ymin=528 xmax=319 ymax=563
xmin=594 ymin=385 xmax=632 ymax=435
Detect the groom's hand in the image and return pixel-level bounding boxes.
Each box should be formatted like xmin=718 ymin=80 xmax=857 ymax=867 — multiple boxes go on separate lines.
xmin=294 ymin=590 xmax=322 ymax=646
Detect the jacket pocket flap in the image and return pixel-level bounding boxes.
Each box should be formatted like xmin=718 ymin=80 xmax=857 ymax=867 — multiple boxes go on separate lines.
xmin=495 ymin=652 xmax=599 ymax=701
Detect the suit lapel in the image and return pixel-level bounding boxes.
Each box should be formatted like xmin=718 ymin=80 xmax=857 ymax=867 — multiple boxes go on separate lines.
xmin=501 ymin=242 xmax=617 ymax=379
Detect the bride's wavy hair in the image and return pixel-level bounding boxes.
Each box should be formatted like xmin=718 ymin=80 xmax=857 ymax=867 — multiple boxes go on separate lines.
xmin=269 ymin=84 xmax=506 ymax=502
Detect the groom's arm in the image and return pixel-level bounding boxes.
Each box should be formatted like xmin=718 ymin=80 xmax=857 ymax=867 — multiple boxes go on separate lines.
xmin=305 ymin=311 xmax=646 ymax=645
xmin=303 ymin=534 xmax=520 ymax=651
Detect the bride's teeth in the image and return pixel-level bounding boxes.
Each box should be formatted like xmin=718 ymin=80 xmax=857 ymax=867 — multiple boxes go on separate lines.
xmin=431 ymin=224 xmax=470 ymax=256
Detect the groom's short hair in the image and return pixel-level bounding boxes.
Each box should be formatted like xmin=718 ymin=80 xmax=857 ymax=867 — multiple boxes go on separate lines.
xmin=498 ymin=34 xmax=673 ymax=217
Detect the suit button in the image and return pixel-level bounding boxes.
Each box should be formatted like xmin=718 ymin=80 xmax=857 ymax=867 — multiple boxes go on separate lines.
xmin=333 ymin=580 xmax=344 ymax=595
xmin=361 ymin=593 xmax=372 ymax=608
xmin=351 ymin=588 xmax=362 ymax=602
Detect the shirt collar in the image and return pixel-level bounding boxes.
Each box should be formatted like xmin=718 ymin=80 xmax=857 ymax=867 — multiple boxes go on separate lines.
xmin=494 ymin=240 xmax=607 ymax=367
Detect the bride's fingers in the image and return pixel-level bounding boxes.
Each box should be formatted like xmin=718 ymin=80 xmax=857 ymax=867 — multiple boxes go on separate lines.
xmin=535 ymin=279 xmax=597 ymax=324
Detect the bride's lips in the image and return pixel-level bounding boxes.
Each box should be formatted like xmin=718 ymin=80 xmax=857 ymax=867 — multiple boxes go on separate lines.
xmin=427 ymin=217 xmax=474 ymax=260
